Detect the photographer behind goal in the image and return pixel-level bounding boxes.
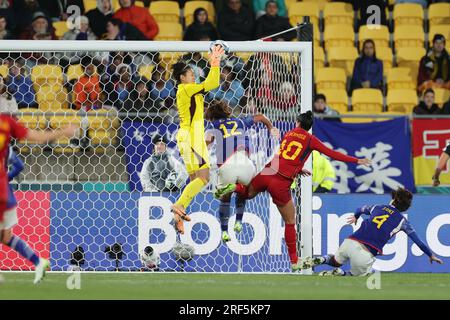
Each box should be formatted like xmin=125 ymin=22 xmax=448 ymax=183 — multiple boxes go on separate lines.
xmin=140 ymin=134 xmax=188 ymax=192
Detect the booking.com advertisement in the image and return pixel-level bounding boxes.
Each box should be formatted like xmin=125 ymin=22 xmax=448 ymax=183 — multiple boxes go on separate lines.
xmin=2 ymin=192 xmax=448 ymax=273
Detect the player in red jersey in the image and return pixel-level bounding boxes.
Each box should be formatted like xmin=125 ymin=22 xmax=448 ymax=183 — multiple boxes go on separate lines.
xmin=216 ymin=111 xmax=371 ymax=271
xmin=0 ymin=114 xmax=78 ymax=283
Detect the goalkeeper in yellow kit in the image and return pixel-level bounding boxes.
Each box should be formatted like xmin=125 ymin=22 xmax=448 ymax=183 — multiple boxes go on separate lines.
xmin=170 ymin=44 xmax=225 ymax=234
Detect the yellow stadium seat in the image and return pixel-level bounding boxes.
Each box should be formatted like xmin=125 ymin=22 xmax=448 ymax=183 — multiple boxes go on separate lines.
xmin=149 ymin=1 xmax=180 ymax=23
xmin=35 ymin=85 xmax=69 ymax=110
xmin=49 ymin=110 xmax=83 ymax=146
xmin=376 ymin=46 xmax=393 ymax=77
xmin=429 ymin=25 xmax=450 ymax=46
xmin=316 ymin=67 xmax=347 ymax=90
xmin=135 ymin=1 xmax=145 ymax=7
xmin=288 ymin=2 xmax=320 ymax=27
xmin=323 ymin=2 xmax=354 ymax=27
xmin=314 ymin=46 xmax=325 ymax=73
xmin=324 ymin=24 xmax=355 ymax=49
xmin=235 ymin=52 xmax=253 ymax=62
xmin=351 ymin=88 xmax=383 ymax=112
xmin=17 ymin=108 xmax=46 ymax=130
xmin=138 ymin=64 xmax=156 ymax=80
xmin=327 ymin=46 xmax=359 ymax=77
xmin=394 ymin=26 xmax=424 ymax=50
xmin=396 ymin=47 xmax=426 ymax=84
xmin=393 ymin=3 xmax=423 ymax=27
xmin=31 ymin=65 xmax=63 ymax=87
xmin=184 ymin=1 xmax=216 ymax=25
xmin=87 ymin=109 xmax=118 ymax=145
xmin=359 ymin=25 xmax=390 ymax=49
xmin=53 ymin=21 xmax=69 ymax=39
xmin=0 ymin=64 xmax=8 ymax=77
xmin=316 ymin=89 xmax=349 ymax=113
xmin=301 ymin=0 xmax=331 ymax=11
xmin=387 ymin=67 xmax=415 ymax=90
xmin=433 ymin=88 xmax=450 ymax=106
xmin=83 ymin=0 xmax=97 ymax=12
xmin=340 ymin=111 xmax=380 ymax=123
xmin=67 ymin=64 xmax=84 ymax=82
xmin=428 ymin=3 xmax=450 ymax=26
xmin=387 ymin=89 xmax=418 ymax=113
xmin=154 ymin=22 xmax=182 ymax=41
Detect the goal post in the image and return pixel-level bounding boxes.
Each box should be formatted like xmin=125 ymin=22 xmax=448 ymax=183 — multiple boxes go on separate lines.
xmin=0 ymin=39 xmax=313 ymax=273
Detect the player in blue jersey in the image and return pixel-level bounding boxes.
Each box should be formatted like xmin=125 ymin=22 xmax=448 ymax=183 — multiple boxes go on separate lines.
xmin=300 ymin=188 xmax=443 ymax=276
xmin=205 ymin=100 xmax=280 ymax=242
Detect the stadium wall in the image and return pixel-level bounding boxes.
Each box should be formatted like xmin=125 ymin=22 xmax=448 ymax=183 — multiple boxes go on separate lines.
xmin=1 ymin=192 xmax=448 ymax=273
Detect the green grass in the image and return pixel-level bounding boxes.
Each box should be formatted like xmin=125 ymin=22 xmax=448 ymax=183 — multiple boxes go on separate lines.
xmin=1 ymin=272 xmax=449 ymax=300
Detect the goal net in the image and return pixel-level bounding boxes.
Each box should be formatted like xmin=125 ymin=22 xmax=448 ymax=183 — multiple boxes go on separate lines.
xmin=0 ymin=40 xmax=312 ymax=272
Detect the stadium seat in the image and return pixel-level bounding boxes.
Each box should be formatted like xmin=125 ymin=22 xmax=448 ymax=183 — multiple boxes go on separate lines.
xmin=324 ymin=24 xmax=355 ymax=49
xmin=316 ymin=67 xmax=347 ymax=90
xmin=31 ymin=65 xmax=63 ymax=87
xmin=154 ymin=22 xmax=183 ymax=41
xmin=135 ymin=0 xmax=145 ymax=7
xmin=393 ymin=3 xmax=423 ymax=27
xmin=314 ymin=46 xmax=325 ymax=73
xmin=67 ymin=64 xmax=84 ymax=82
xmin=433 ymin=88 xmax=450 ymax=106
xmin=340 ymin=111 xmax=383 ymax=123
xmin=376 ymin=46 xmax=393 ymax=77
xmin=327 ymin=46 xmax=358 ymax=77
xmin=387 ymin=67 xmax=415 ymax=91
xmin=429 ymin=25 xmax=450 ymax=46
xmin=149 ymin=1 xmax=180 ymax=23
xmin=386 ymin=89 xmax=418 ymax=113
xmin=87 ymin=109 xmax=118 ymax=146
xmin=316 ymin=89 xmax=349 ymax=113
xmin=358 ymin=25 xmax=390 ymax=49
xmin=83 ymin=0 xmax=97 ymax=12
xmin=394 ymin=26 xmax=425 ymax=50
xmin=351 ymin=88 xmax=383 ymax=112
xmin=323 ymin=2 xmax=354 ymax=27
xmin=301 ymin=0 xmax=331 ymax=11
xmin=288 ymin=2 xmax=320 ymax=27
xmin=49 ymin=110 xmax=83 ymax=146
xmin=53 ymin=21 xmax=69 ymax=39
xmin=396 ymin=47 xmax=426 ymax=84
xmin=0 ymin=64 xmax=7 ymax=77
xmin=17 ymin=108 xmax=46 ymax=130
xmin=428 ymin=3 xmax=450 ymax=26
xmin=235 ymin=52 xmax=253 ymax=63
xmin=184 ymin=1 xmax=216 ymax=26
xmin=138 ymin=64 xmax=156 ymax=80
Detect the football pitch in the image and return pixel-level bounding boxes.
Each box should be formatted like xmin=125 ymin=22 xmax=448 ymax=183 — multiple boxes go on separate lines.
xmin=1 ymin=272 xmax=449 ymax=300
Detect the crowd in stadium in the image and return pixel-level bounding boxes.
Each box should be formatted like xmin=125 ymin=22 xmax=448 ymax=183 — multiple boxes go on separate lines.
xmin=0 ymin=0 xmax=449 ymax=121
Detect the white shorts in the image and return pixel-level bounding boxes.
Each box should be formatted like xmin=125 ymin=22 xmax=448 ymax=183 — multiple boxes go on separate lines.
xmin=217 ymin=150 xmax=256 ymax=189
xmin=334 ymin=238 xmax=376 ymax=276
xmin=0 ymin=207 xmax=18 ymax=230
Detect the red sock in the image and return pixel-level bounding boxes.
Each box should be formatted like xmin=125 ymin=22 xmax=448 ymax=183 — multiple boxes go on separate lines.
xmin=235 ymin=183 xmax=249 ymax=198
xmin=285 ymin=224 xmax=298 ymax=264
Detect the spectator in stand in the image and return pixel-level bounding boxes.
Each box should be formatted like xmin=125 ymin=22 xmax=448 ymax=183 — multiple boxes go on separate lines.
xmin=38 ymin=0 xmax=85 ymax=22
xmin=313 ymin=93 xmax=342 ymax=122
xmin=253 ymin=0 xmax=286 ymax=18
xmin=350 ymin=39 xmax=383 ymax=92
xmin=183 ymin=7 xmax=218 ymax=41
xmin=413 ymin=88 xmax=442 ymax=115
xmin=207 ymin=66 xmax=245 ymax=108
xmin=5 ymin=59 xmax=38 ymax=109
xmin=218 ymin=0 xmax=255 ymax=41
xmin=19 ymin=11 xmax=57 ymax=40
xmin=73 ymin=57 xmax=101 ymax=110
xmin=86 ymin=0 xmax=115 ymax=39
xmin=104 ymin=17 xmax=146 ymax=40
xmin=0 ymin=1 xmax=15 ymax=36
xmin=417 ymin=34 xmax=450 ymax=93
xmin=254 ymin=0 xmax=295 ymax=41
xmin=441 ymin=99 xmax=450 ymax=115
xmin=221 ymin=53 xmax=246 ymax=80
xmin=104 ymin=63 xmax=134 ymax=109
xmin=13 ymin=0 xmax=50 ymax=36
xmin=113 ymin=0 xmax=158 ymax=40
xmin=0 ymin=75 xmax=18 ymax=114
xmin=149 ymin=67 xmax=176 ymax=109
xmin=0 ymin=14 xmax=13 ymax=39
xmin=123 ymin=76 xmax=162 ymax=116
xmin=215 ymin=0 xmax=252 ymax=14
xmin=180 ymin=51 xmax=210 ymax=83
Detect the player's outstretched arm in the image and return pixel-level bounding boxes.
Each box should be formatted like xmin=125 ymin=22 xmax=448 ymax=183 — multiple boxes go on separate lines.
xmin=202 ymin=45 xmax=225 ymax=92
xmin=25 ymin=124 xmax=79 ymax=144
xmin=432 ymin=152 xmax=449 ymax=186
xmin=311 ymin=136 xmax=371 ymax=166
xmin=253 ymin=114 xmax=280 ymax=139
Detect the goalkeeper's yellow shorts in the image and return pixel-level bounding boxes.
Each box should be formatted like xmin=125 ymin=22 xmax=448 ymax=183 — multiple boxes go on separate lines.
xmin=177 ymin=133 xmax=210 ymax=175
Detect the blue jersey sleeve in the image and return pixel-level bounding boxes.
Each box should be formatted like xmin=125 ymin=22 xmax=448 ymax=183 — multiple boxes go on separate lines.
xmin=8 ymin=150 xmax=25 ymax=181
xmin=354 ymin=205 xmax=373 ymax=220
xmin=401 ymin=220 xmax=433 ymax=257
xmin=241 ymin=116 xmax=255 ymax=129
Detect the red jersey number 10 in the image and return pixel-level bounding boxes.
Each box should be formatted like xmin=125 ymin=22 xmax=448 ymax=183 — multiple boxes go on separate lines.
xmin=277 ymin=140 xmax=303 ymax=161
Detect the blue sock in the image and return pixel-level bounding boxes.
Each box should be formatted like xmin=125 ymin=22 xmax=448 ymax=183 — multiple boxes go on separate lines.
xmin=219 ymin=200 xmax=231 ymax=232
xmin=7 ymin=235 xmax=40 ymax=266
xmin=235 ymin=196 xmax=246 ymax=222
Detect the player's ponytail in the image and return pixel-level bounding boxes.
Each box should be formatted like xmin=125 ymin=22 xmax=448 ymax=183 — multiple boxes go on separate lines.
xmin=205 ymin=100 xmax=232 ymax=121
xmin=172 ymin=61 xmax=192 ymax=84
xmin=391 ymin=187 xmax=413 ymax=212
xmin=296 ymin=111 xmax=314 ymax=131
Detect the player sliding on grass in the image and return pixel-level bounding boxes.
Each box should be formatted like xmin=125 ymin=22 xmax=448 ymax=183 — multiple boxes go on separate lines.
xmin=216 ymin=111 xmax=371 ymax=271
xmin=0 ymin=114 xmax=78 ymax=284
xmin=170 ymin=43 xmax=225 ymax=234
xmin=300 ymin=187 xmax=443 ymax=276
xmin=205 ymin=100 xmax=280 ymax=242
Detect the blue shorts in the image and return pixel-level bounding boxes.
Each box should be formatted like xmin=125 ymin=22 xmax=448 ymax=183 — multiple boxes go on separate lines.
xmin=7 ymin=184 xmax=17 ymax=209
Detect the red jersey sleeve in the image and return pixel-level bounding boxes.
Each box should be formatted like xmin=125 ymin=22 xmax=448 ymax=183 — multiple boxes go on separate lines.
xmin=7 ymin=116 xmax=28 ymax=140
xmin=310 ymin=136 xmax=358 ymax=163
